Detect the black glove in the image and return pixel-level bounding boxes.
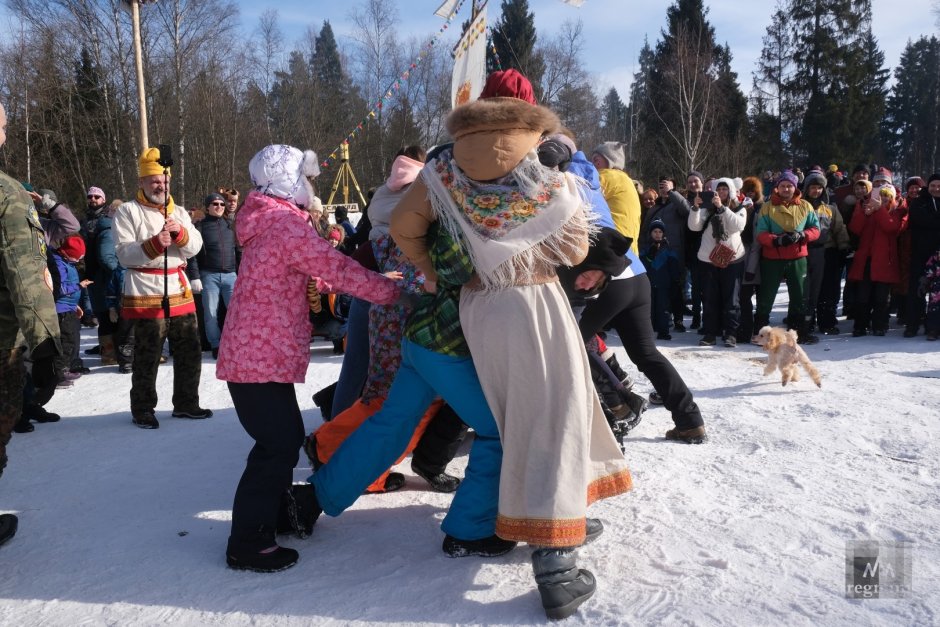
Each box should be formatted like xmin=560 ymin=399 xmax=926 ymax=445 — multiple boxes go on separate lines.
xmin=29 ymin=338 xmax=60 ymax=406
xmin=792 ymin=230 xmax=805 ymax=244
xmin=776 ymin=233 xmax=796 ymax=247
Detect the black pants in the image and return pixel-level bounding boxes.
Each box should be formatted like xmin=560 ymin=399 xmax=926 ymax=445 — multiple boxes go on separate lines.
xmin=854 ymin=262 xmax=891 ymax=333
xmin=802 ymin=247 xmax=826 ymax=328
xmin=817 ymin=248 xmax=844 ymax=330
xmin=738 ymin=283 xmax=757 ymax=341
xmin=905 ymin=256 xmax=930 ymax=332
xmin=55 ymin=312 xmax=80 ymax=377
xmin=702 ymin=261 xmax=743 ymax=338
xmin=411 ymin=403 xmax=468 ymax=475
xmin=688 ymin=258 xmax=704 ymax=320
xmin=228 ymin=382 xmax=305 ymax=543
xmin=650 ymin=280 xmax=672 ymax=335
xmin=578 ymin=275 xmax=703 ymax=430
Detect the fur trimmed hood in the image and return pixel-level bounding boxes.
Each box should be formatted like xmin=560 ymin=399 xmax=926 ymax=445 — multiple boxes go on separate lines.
xmin=445 ymin=98 xmax=561 ymax=181
xmin=446 ymin=97 xmax=560 ymax=139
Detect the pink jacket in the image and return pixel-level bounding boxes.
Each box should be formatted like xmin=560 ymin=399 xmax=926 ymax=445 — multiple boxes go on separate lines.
xmin=216 ymin=191 xmax=400 ymax=383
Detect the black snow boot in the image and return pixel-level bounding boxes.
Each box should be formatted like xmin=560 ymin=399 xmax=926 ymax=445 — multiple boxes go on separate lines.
xmin=531 ymin=548 xmax=596 ymax=620
xmin=604 ymin=354 xmax=633 ymax=389
xmin=443 ymin=534 xmax=517 ymax=558
xmin=584 ymin=518 xmax=604 ymax=545
xmin=226 ymin=526 xmax=299 ymax=573
xmin=0 ymin=513 xmax=18 ymax=547
xmin=412 ymin=460 xmax=461 ymax=493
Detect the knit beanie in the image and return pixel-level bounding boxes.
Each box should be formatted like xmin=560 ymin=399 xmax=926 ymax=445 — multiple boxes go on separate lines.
xmin=592 ymin=141 xmax=626 ymax=170
xmin=328 ymin=227 xmax=343 ymax=242
xmin=248 ymin=144 xmax=320 ymax=209
xmin=687 ymin=170 xmax=704 ymax=184
xmin=928 ymin=173 xmax=940 ymax=185
xmin=649 ymin=218 xmax=667 ymax=235
xmin=138 ymin=147 xmax=170 ymax=177
xmin=855 ymin=180 xmax=873 ymax=194
xmin=86 ymin=186 xmax=106 ymax=201
xmin=775 ymin=170 xmax=799 ymax=188
xmin=879 ymin=185 xmax=896 ymax=199
xmin=204 ymin=192 xmax=225 ymax=207
xmin=828 ymin=164 xmax=839 ymax=173
xmin=872 ymin=167 xmax=893 ymax=184
xmin=58 ymin=235 xmax=86 ymax=260
xmin=479 ymin=69 xmax=536 ymax=104
xmin=904 ymin=176 xmax=925 ymax=189
xmin=803 ymin=171 xmax=827 ymax=191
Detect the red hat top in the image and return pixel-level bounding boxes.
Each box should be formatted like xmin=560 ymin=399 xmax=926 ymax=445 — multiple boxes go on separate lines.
xmin=479 ymin=69 xmax=536 ymax=105
xmin=58 ymin=235 xmax=86 ymax=260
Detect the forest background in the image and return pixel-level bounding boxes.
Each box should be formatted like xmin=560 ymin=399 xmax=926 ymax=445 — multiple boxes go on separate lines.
xmin=0 ymin=0 xmax=938 ymax=210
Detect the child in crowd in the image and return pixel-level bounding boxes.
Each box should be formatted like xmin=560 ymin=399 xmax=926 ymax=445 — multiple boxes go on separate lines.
xmin=640 ymin=220 xmax=680 ymax=340
xmin=48 ymin=235 xmax=91 ymax=388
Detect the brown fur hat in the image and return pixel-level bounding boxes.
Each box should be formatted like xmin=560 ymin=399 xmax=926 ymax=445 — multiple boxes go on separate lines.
xmin=445 ymin=97 xmax=561 ymax=140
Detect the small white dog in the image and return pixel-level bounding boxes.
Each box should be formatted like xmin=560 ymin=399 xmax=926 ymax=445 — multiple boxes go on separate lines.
xmin=755 ymin=326 xmax=822 ymax=387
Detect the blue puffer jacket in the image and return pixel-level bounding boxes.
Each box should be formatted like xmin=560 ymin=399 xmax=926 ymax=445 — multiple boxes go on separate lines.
xmin=51 ymin=251 xmax=81 ymax=314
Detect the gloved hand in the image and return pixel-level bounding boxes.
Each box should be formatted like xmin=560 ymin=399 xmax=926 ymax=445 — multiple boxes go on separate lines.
xmin=776 ymin=232 xmax=796 ymax=247
xmin=41 ymin=193 xmax=57 ymax=212
xmin=29 ymin=338 xmax=60 ymax=406
xmin=109 ymin=307 xmax=119 ymax=324
xmin=792 ymin=230 xmax=805 ymax=244
xmin=190 ymin=278 xmax=203 ymax=294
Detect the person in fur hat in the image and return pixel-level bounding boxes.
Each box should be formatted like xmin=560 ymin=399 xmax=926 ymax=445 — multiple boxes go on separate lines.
xmin=390 ymin=71 xmax=632 ymax=619
xmin=215 ymin=144 xmax=404 ymax=573
xmin=113 ymin=147 xmax=208 ymax=429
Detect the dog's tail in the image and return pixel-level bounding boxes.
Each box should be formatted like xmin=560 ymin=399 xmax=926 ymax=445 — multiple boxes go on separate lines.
xmin=799 ymin=349 xmax=822 ymax=387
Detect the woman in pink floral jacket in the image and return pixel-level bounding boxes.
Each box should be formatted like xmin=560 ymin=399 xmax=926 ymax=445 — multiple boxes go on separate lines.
xmin=216 ymin=145 xmax=401 ymax=573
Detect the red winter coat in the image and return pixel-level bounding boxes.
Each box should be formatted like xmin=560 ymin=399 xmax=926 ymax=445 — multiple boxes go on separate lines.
xmin=848 ymin=200 xmax=908 ymax=284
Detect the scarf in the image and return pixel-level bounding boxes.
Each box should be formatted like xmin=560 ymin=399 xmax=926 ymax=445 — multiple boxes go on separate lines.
xmin=136 ymin=189 xmax=177 ymax=215
xmin=422 ymin=148 xmax=594 ymax=290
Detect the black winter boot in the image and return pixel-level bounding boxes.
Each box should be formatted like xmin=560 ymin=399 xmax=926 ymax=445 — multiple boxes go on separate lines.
xmin=0 ymin=513 xmax=18 ymax=547
xmin=604 ymin=354 xmax=633 ymax=389
xmin=442 ymin=534 xmax=517 ymax=558
xmin=226 ymin=526 xmax=299 ymax=573
xmin=531 ymin=548 xmax=596 ymax=620
xmin=412 ymin=460 xmax=461 ymax=493
xmin=584 ymin=518 xmax=604 ymax=545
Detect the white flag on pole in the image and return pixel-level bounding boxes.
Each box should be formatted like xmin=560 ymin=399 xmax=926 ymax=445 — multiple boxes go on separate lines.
xmin=434 ymin=0 xmax=460 ymax=18
xmin=451 ymin=5 xmax=488 ymax=108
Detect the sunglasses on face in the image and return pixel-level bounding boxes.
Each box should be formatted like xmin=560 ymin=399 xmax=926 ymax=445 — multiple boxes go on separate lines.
xmin=88 ymin=195 xmax=102 ymax=199
xmin=210 ymin=202 xmax=225 ymax=206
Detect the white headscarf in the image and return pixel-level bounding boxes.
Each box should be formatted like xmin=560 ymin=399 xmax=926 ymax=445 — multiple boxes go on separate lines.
xmin=248 ymin=144 xmax=320 ymax=208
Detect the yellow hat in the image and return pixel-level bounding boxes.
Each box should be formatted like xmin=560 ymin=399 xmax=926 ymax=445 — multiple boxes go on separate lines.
xmin=827 ymin=164 xmax=838 ymax=173
xmin=138 ymin=147 xmax=170 ymax=178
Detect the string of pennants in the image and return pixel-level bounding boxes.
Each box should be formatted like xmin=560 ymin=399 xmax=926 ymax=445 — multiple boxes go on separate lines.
xmin=319 ymin=0 xmax=470 ymax=169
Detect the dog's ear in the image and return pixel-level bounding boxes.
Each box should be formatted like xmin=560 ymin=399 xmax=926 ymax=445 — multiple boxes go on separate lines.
xmin=766 ymin=329 xmax=781 ymax=350
xmin=786 ymin=329 xmax=798 ymax=344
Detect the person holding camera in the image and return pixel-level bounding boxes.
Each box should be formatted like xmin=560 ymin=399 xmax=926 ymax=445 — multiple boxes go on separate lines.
xmin=113 ymin=147 xmax=209 ymax=429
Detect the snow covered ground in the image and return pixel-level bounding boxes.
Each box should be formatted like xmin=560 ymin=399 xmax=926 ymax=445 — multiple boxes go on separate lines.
xmin=1 ymin=296 xmax=938 ymax=625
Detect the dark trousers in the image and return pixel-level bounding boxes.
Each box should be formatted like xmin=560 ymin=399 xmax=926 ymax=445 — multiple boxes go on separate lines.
xmin=702 ymin=261 xmax=744 ymax=337
xmin=130 ymin=313 xmax=201 ymax=414
xmin=228 ymin=382 xmax=305 ymax=542
xmin=650 ymin=280 xmax=672 ymax=335
xmin=802 ymin=247 xmax=826 ymax=328
xmin=578 ymin=275 xmax=703 ymax=430
xmin=115 ymin=317 xmax=135 ymax=368
xmin=854 ymin=261 xmax=891 ymax=333
xmin=670 ymin=265 xmax=688 ymax=324
xmin=756 ymin=257 xmax=807 ymax=328
xmin=738 ymin=283 xmax=757 ymax=341
xmin=905 ymin=258 xmax=930 ymax=332
xmin=54 ymin=312 xmax=80 ymax=377
xmin=0 ymin=348 xmax=25 ymax=473
xmin=411 ymin=403 xmax=468 ymax=475
xmin=688 ymin=258 xmax=704 ymax=320
xmin=817 ymin=248 xmax=844 ymax=330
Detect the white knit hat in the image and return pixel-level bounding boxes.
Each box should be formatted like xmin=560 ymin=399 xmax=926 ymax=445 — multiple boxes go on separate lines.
xmin=248 ymin=145 xmax=320 ymax=208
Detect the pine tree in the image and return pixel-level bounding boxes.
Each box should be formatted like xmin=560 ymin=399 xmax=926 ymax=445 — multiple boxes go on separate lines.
xmin=884 ymin=36 xmax=940 ymax=176
xmin=489 ymin=0 xmax=544 ymax=95
xmin=753 ymin=0 xmax=795 ymax=161
xmin=600 ymin=88 xmax=628 ymax=142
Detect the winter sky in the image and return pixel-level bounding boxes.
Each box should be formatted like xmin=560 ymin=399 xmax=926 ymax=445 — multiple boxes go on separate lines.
xmin=232 ymin=0 xmax=938 ymax=98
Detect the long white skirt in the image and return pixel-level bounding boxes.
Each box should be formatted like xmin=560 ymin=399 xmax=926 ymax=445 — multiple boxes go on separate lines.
xmin=460 ymin=280 xmax=632 ymax=548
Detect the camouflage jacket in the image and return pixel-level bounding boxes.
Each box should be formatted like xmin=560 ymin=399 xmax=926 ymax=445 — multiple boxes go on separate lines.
xmin=0 ymin=170 xmax=61 ymax=351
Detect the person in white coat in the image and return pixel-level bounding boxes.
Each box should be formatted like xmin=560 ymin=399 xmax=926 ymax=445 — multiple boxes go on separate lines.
xmin=688 ymin=177 xmax=747 ymax=347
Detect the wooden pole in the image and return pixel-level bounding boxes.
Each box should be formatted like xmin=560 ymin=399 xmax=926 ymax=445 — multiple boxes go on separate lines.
xmin=130 ymin=0 xmax=149 ymax=149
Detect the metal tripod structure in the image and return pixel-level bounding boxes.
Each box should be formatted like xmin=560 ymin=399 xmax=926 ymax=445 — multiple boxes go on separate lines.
xmin=325 ymin=143 xmax=367 ymax=209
